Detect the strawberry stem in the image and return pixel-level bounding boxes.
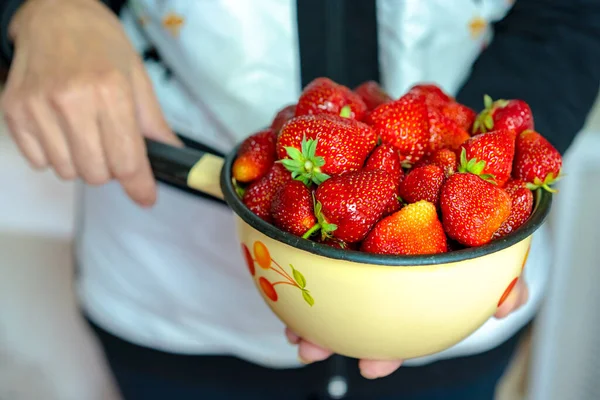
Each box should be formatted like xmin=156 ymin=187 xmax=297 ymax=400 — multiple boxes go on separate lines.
xmin=281 ymin=136 xmax=330 ymax=186
xmin=458 ymin=148 xmax=497 ymax=184
xmin=302 ymin=223 xmax=321 ymax=239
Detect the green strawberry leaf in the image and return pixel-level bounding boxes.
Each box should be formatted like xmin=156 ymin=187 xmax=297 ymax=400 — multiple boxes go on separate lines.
xmin=302 ymin=290 xmax=315 ymax=307
xmin=339 ymin=105 xmax=352 ymax=118
xmin=291 ymin=265 xmax=306 ymax=289
xmin=483 ymin=94 xmax=493 ymax=110
xmin=285 ymin=146 xmax=303 ymax=160
xmin=484 ymin=114 xmax=494 ymax=130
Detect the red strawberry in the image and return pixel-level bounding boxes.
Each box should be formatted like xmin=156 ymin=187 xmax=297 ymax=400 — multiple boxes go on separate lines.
xmin=369 ymin=93 xmax=430 ymax=164
xmin=354 ymin=81 xmax=393 ymax=111
xmin=512 ymin=130 xmax=563 ymax=192
xmin=407 ymin=83 xmax=452 ymax=109
xmin=398 ymin=164 xmax=445 ymax=205
xmin=270 ymin=180 xmax=317 ymax=237
xmin=493 ymin=179 xmax=534 ymax=239
xmin=458 ymin=129 xmax=516 ymax=187
xmin=277 ymin=114 xmax=377 ymax=185
xmin=364 ymin=143 xmax=404 ymax=181
xmin=428 ymin=107 xmax=471 ymax=153
xmin=308 ymin=170 xmax=397 ymax=243
xmin=270 ymin=104 xmax=296 ymax=135
xmin=473 ymin=95 xmax=533 ymax=135
xmin=441 ymin=101 xmax=477 ymax=132
xmin=426 ymin=149 xmax=458 ymax=177
xmin=364 ymin=143 xmax=404 ymax=214
xmin=440 ymin=173 xmax=512 ymax=247
xmin=295 ymin=77 xmax=367 ymax=120
xmin=361 ymin=200 xmax=448 ymax=255
xmin=242 ymin=163 xmax=293 ymax=222
xmin=232 ymin=129 xmax=277 ymax=183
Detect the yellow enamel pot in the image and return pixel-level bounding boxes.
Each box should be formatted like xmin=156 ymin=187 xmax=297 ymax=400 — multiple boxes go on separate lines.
xmin=146 ymin=138 xmax=552 ymax=361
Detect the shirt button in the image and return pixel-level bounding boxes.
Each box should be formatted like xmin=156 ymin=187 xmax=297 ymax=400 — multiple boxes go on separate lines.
xmin=327 ymin=375 xmax=348 ymax=399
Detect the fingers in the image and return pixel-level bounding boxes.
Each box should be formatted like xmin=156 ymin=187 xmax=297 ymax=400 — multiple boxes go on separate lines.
xmin=96 ymin=71 xmax=157 ymax=207
xmin=495 ymin=279 xmax=529 ymax=319
xmin=358 ymin=359 xmax=403 ymax=380
xmin=131 ymin=59 xmax=183 ymax=147
xmin=295 ymin=337 xmax=333 ymax=364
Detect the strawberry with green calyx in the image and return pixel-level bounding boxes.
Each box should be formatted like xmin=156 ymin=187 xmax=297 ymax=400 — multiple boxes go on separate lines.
xmin=270 ymin=180 xmax=317 ymax=237
xmin=361 ymin=200 xmax=448 ymax=255
xmin=493 ymin=179 xmax=534 ymax=239
xmin=457 ymin=148 xmax=497 ymax=184
xmin=232 ymin=129 xmax=277 ymax=183
xmin=280 ymin=136 xmax=330 ymax=186
xmin=243 ymin=163 xmax=294 ymax=222
xmin=440 ymin=173 xmax=512 ymax=247
xmin=295 ymin=77 xmax=367 ymax=120
xmin=398 ymin=164 xmax=446 ymax=206
xmin=277 ymin=113 xmax=377 ymax=181
xmin=310 ymin=170 xmax=397 ymax=243
xmin=473 ymin=95 xmax=533 ymax=135
xmin=459 ymin=128 xmax=516 ymax=187
xmin=512 ymin=129 xmax=563 ymax=193
xmin=354 ymin=81 xmax=393 ymax=111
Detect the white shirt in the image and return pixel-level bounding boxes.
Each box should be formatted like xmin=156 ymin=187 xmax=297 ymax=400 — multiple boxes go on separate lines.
xmin=76 ymin=0 xmax=551 ymax=368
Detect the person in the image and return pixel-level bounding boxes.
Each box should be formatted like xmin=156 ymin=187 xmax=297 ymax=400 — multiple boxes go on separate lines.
xmin=1 ymin=0 xmax=598 ymax=399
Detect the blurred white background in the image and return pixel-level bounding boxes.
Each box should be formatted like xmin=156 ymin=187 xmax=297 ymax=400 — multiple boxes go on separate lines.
xmin=1 ymin=98 xmax=599 ymax=399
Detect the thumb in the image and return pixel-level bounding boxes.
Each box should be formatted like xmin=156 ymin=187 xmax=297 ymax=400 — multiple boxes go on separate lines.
xmin=131 ymin=59 xmax=183 ymax=147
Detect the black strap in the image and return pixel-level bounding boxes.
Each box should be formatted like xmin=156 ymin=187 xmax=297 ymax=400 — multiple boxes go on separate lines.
xmin=296 ymin=0 xmax=380 ymax=89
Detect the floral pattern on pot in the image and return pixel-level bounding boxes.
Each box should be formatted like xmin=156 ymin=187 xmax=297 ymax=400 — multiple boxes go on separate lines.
xmin=241 ymin=241 xmax=314 ymax=307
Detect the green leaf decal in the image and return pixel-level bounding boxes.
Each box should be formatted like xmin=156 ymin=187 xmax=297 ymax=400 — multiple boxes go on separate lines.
xmin=291 ymin=265 xmax=306 ymax=289
xmin=302 ymin=290 xmax=315 ymax=307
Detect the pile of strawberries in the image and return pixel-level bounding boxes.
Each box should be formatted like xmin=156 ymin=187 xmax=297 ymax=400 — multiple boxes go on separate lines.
xmin=231 ymin=78 xmax=562 ymax=255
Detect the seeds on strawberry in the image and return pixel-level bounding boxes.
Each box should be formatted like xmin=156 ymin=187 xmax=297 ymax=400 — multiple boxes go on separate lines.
xmin=361 ymin=200 xmax=448 ymax=255
xmin=270 ymin=181 xmax=317 ymax=237
xmin=423 ymin=148 xmax=458 ymax=177
xmin=459 ymin=129 xmax=516 ymax=187
xmin=354 ymin=80 xmax=393 ymax=111
xmin=427 ymin=107 xmax=471 ymax=153
xmin=242 ymin=163 xmax=293 ymax=222
xmin=398 ymin=164 xmax=446 ymax=205
xmin=369 ymin=93 xmax=430 ymax=164
xmin=441 ymin=101 xmax=477 ymax=132
xmin=232 ymin=129 xmax=277 ymax=183
xmin=440 ymin=173 xmax=512 ymax=247
xmin=364 ymin=143 xmax=404 ymax=214
xmin=473 ymin=95 xmax=533 ymax=135
xmin=277 ymin=114 xmax=377 ymax=184
xmin=512 ymin=130 xmax=563 ymax=192
xmin=311 ymin=170 xmax=397 ymax=243
xmin=407 ymin=83 xmax=452 ymax=110
xmin=364 ymin=143 xmax=404 ymax=181
xmin=270 ymin=104 xmax=297 ymax=135
xmin=493 ymin=179 xmax=534 ymax=239
xmin=295 ymin=77 xmax=367 ymax=120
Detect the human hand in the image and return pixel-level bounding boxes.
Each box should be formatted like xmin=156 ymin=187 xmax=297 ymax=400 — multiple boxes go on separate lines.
xmin=1 ymin=0 xmax=181 ymax=207
xmin=285 ymin=279 xmax=529 ymax=379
